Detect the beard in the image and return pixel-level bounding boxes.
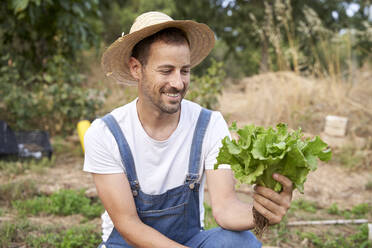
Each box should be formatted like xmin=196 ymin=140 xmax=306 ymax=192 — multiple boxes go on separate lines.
xmin=141 ymin=74 xmax=188 ymax=114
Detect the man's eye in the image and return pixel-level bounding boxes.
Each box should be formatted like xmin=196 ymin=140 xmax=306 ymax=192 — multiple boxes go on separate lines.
xmin=182 ymin=70 xmax=190 ymax=75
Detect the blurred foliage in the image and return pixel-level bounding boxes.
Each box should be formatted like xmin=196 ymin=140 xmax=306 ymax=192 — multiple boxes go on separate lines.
xmin=186 ymin=59 xmax=226 ymax=110
xmin=27 ymin=224 xmax=101 ymax=248
xmin=0 ymin=179 xmax=39 ymax=206
xmin=100 ymin=0 xmax=175 ymax=44
xmin=0 ymin=219 xmax=101 ymax=248
xmin=0 ymin=0 xmax=104 ymax=134
xmin=0 ymin=156 xmax=55 ymax=176
xmin=12 ymin=189 xmax=104 ymax=219
xmin=299 ymin=224 xmax=372 ymax=248
xmin=203 ymin=202 xmax=218 ymax=230
xmin=1 ymin=0 xmax=371 ymax=133
xmin=173 ymin=0 xmax=371 ymax=77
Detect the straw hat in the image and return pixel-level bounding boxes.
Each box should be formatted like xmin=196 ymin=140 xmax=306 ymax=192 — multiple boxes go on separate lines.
xmin=101 ymin=11 xmax=215 ymax=85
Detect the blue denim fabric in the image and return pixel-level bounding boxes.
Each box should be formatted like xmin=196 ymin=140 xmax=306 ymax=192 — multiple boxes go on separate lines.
xmin=99 ymin=109 xmax=262 ymax=248
xmin=185 ymin=227 xmax=262 ymax=248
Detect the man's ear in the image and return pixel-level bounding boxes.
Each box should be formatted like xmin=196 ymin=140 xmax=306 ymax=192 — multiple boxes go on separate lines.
xmin=129 ymin=57 xmax=142 ymax=81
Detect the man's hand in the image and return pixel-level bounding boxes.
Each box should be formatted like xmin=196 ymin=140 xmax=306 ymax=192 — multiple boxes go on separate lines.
xmin=253 ymin=173 xmax=293 ymax=224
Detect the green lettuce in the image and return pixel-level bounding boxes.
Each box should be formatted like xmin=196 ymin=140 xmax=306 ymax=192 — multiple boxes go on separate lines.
xmin=214 ymin=123 xmax=332 ymax=193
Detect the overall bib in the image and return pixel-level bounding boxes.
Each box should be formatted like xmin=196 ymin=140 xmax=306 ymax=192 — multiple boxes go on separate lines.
xmin=100 ymin=108 xmax=212 ymax=247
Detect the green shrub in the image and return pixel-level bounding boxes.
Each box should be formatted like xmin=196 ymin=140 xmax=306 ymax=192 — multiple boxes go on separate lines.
xmin=0 ymin=218 xmax=33 ymax=247
xmin=351 ymin=203 xmax=371 ymax=218
xmin=290 ymin=198 xmax=318 ymax=213
xmin=0 ymin=54 xmax=104 ymax=135
xmin=0 ymin=220 xmax=100 ymax=248
xmin=59 ymin=225 xmax=101 ymax=248
xmin=13 ymin=189 xmax=104 ymax=219
xmin=186 ymin=59 xmax=226 ymax=110
xmin=48 ymin=189 xmax=91 ymax=216
xmin=327 ymin=203 xmax=370 ymax=218
xmin=327 ymin=203 xmax=340 ymax=215
xmin=27 ymin=225 xmax=101 ymax=248
xmin=0 ymin=0 xmax=104 ymax=134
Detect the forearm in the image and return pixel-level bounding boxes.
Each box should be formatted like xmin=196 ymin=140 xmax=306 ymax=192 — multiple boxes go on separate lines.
xmin=212 ymin=197 xmax=255 ymax=231
xmin=116 ymin=217 xmax=188 ymax=248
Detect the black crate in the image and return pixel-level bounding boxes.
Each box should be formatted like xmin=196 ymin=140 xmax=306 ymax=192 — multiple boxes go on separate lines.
xmin=0 ymin=120 xmax=53 ymax=160
xmin=0 ymin=120 xmax=18 ymax=156
xmin=15 ymin=131 xmax=53 ymax=159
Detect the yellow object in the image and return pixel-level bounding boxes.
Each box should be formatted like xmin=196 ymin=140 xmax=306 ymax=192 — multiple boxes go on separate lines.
xmin=77 ymin=120 xmax=91 ymax=153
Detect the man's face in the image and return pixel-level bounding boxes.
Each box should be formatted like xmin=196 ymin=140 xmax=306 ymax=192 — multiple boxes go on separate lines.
xmin=138 ymin=40 xmax=191 ymax=114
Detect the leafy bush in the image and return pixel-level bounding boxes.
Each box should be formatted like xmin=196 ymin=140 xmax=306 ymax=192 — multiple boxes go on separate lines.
xmin=0 ymin=219 xmax=100 ymax=248
xmin=327 ymin=203 xmax=370 ymax=219
xmin=13 ymin=189 xmax=104 ymax=219
xmin=327 ymin=203 xmax=340 ymax=215
xmin=0 ymin=0 xmax=104 ymax=134
xmin=0 ymin=218 xmax=33 ymax=247
xmin=27 ymin=225 xmax=101 ymax=248
xmin=186 ymin=59 xmax=226 ymax=110
xmin=0 ymin=53 xmax=104 ymax=135
xmin=290 ymin=199 xmax=318 ymax=213
xmin=351 ymin=203 xmax=371 ymax=217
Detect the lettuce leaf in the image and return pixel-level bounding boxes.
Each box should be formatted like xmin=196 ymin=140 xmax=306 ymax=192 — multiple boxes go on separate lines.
xmin=214 ymin=123 xmax=332 ymax=193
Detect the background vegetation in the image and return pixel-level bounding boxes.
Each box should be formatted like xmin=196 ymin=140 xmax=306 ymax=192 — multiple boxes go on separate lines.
xmin=1 ymin=0 xmax=371 ymax=134
xmin=0 ymin=0 xmax=371 ymax=247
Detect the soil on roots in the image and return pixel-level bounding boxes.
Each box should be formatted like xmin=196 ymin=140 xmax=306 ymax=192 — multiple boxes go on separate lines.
xmin=253 ymin=206 xmax=269 ymax=238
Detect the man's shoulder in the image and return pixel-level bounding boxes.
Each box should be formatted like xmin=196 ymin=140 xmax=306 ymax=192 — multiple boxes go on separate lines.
xmin=86 ymin=99 xmax=136 ymax=139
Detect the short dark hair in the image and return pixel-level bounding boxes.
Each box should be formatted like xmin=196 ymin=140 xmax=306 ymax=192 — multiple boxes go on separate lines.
xmin=131 ymin=27 xmax=190 ymax=66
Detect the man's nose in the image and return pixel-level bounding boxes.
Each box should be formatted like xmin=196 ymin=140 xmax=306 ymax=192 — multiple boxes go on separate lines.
xmin=169 ymin=71 xmax=184 ymax=90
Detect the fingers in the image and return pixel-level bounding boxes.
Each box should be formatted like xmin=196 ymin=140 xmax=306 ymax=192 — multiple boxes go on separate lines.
xmin=253 ymin=198 xmax=283 ymax=225
xmin=273 ymin=173 xmax=293 ymax=194
xmin=252 ymin=174 xmax=294 ymax=225
xmin=254 ymin=185 xmax=290 ymax=209
xmin=253 ymin=175 xmax=293 ymax=225
xmin=253 ymin=193 xmax=287 ymax=222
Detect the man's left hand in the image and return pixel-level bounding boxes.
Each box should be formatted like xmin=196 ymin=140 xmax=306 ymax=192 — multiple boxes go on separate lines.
xmin=253 ymin=173 xmax=293 ymax=224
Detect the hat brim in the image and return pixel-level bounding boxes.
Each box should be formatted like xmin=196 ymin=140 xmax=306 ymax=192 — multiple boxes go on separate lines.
xmin=101 ymin=20 xmax=215 ymax=85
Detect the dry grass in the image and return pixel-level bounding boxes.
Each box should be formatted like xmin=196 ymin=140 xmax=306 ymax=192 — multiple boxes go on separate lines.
xmin=218 ymin=66 xmax=372 ymax=138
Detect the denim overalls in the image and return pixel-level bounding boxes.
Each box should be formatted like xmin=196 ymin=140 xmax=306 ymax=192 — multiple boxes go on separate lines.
xmin=100 ymin=108 xmax=212 ymax=247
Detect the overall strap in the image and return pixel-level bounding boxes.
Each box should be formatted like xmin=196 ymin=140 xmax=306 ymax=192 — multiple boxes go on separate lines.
xmin=186 ymin=108 xmax=212 ymax=183
xmin=101 ymin=114 xmax=139 ymax=191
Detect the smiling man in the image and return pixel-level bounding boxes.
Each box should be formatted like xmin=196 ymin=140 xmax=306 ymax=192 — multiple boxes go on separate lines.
xmin=83 ymin=11 xmax=293 ymax=248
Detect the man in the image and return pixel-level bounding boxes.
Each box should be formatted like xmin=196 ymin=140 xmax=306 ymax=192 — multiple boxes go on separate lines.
xmin=84 ymin=11 xmax=293 ymax=248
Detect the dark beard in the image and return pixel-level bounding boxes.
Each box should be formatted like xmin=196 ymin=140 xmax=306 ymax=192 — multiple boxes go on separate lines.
xmin=141 ymin=75 xmax=187 ymax=114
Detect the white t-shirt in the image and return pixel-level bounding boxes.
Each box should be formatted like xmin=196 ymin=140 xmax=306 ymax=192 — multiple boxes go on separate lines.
xmin=83 ymin=98 xmax=231 ymax=242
